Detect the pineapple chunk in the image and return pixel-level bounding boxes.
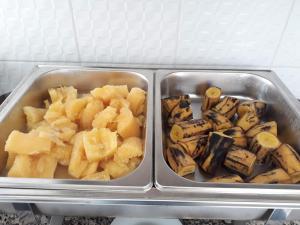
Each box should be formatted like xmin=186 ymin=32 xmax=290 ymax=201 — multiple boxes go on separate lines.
xmin=65 ymin=98 xmax=87 ymax=121
xmin=90 ymin=85 xmax=129 ymax=104
xmin=6 ymin=152 xmax=17 ymax=170
xmin=109 ymin=98 xmax=130 ymax=112
xmin=50 ymin=117 xmax=78 ymax=142
xmin=127 ymin=87 xmax=146 ymax=116
xmin=114 ymin=137 xmax=143 ymax=164
xmin=68 ymin=132 xmax=89 ymax=178
xmin=49 ymin=86 xmax=77 ymax=103
xmin=117 ymin=107 xmax=141 ymax=139
xmin=35 ymin=154 xmax=57 ymax=178
xmin=100 ymin=160 xmax=132 ymax=179
xmin=92 ymin=106 xmax=117 ymax=128
xmin=83 ymin=128 xmax=117 ymax=162
xmin=81 ymin=161 xmax=99 ymax=177
xmin=128 ymin=157 xmax=142 ymax=170
xmin=5 ymin=130 xmax=52 ymax=155
xmin=80 ymin=100 xmax=104 ymax=129
xmin=44 ymin=99 xmax=50 ymax=109
xmin=8 ymin=155 xmax=36 ymax=178
xmin=81 ymin=170 xmax=110 ymax=181
xmin=51 ymin=144 xmax=72 ymax=166
xmin=23 ymin=106 xmax=46 ymax=130
xmin=44 ymin=101 xmax=65 ymax=123
xmin=51 ymin=116 xmax=77 ymax=130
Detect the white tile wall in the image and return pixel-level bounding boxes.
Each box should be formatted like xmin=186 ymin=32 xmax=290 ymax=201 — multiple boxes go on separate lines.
xmin=273 ymin=0 xmax=300 ymax=67
xmin=0 ymin=0 xmax=78 ymax=61
xmin=0 ymin=0 xmax=300 ymax=97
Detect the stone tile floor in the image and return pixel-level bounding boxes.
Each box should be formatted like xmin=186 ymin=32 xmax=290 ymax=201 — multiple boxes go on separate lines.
xmin=1 ymin=214 xmax=300 ymax=225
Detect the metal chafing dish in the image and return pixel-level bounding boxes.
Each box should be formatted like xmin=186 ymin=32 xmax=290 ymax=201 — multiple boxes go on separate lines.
xmin=0 ymin=66 xmax=300 ymax=222
xmin=0 ymin=66 xmax=153 ymax=192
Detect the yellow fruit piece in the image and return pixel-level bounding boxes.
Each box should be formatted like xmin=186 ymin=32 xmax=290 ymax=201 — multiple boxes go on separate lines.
xmin=114 ymin=137 xmax=143 ymax=164
xmin=80 ymin=100 xmax=104 ymax=129
xmin=68 ymin=132 xmax=89 ymax=178
xmin=83 ymin=128 xmax=117 ymax=162
xmin=127 ymin=157 xmax=142 ymax=171
xmin=44 ymin=99 xmax=50 ymax=109
xmin=23 ymin=106 xmax=46 ymax=130
xmin=100 ymin=160 xmax=132 ymax=179
xmin=5 ymin=130 xmax=52 ymax=155
xmin=81 ymin=170 xmax=110 ymax=181
xmin=6 ymin=152 xmax=17 ymax=170
xmin=92 ymin=106 xmax=117 ymax=128
xmin=117 ymin=107 xmax=141 ymax=139
xmin=8 ymin=155 xmax=36 ymax=178
xmin=127 ymin=87 xmax=146 ymax=116
xmin=65 ymin=98 xmax=87 ymax=121
xmin=35 ymin=154 xmax=58 ymax=178
xmin=44 ymin=101 xmax=65 ymax=123
xmin=109 ymin=98 xmax=130 ymax=112
xmin=90 ymin=85 xmax=129 ymax=104
xmin=51 ymin=144 xmax=72 ymax=166
xmin=81 ymin=161 xmax=99 ymax=177
xmin=48 ymin=86 xmax=77 ymax=103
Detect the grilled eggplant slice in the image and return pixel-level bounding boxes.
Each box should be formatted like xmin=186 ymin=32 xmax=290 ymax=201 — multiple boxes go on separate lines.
xmin=203 ymin=110 xmax=233 ymax=131
xmin=167 ymin=143 xmax=196 ymax=177
xmin=250 ymin=131 xmax=281 ymax=162
xmin=212 ymin=96 xmax=239 ymax=119
xmin=246 ymin=121 xmax=277 ymax=138
xmin=162 ymin=95 xmax=191 ymax=119
xmin=202 ymin=87 xmax=222 ymax=111
xmin=272 ymin=144 xmax=300 ymax=183
xmin=236 ymin=110 xmax=259 ymax=132
xmin=170 ymin=119 xmax=212 ymax=142
xmin=224 ymin=149 xmax=256 ymax=176
xmin=219 ymin=127 xmax=247 ymax=148
xmin=237 ymin=100 xmax=266 ymax=118
xmin=199 ymin=132 xmax=234 ymax=175
xmin=249 ymin=168 xmax=291 ymax=184
xmin=178 ymin=135 xmax=207 ymax=159
xmin=208 ymin=174 xmax=244 ymax=183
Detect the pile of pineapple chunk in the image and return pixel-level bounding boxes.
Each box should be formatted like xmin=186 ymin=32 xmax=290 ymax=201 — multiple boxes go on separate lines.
xmin=5 ymin=85 xmax=146 ymax=180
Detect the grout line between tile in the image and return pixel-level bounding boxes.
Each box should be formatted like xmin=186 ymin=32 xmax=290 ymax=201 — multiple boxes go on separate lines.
xmin=68 ymin=0 xmax=82 ymax=62
xmin=270 ymin=0 xmax=296 ymax=68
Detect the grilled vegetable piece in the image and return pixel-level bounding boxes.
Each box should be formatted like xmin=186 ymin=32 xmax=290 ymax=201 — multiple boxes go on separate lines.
xmin=237 ymin=100 xmax=267 ymax=118
xmin=246 ymin=121 xmax=277 ymax=139
xmin=271 ymin=144 xmax=300 ymax=183
xmin=203 ymin=110 xmax=233 ymax=131
xmin=168 ymin=99 xmax=193 ymax=124
xmin=202 ymin=87 xmax=222 ymax=111
xmin=229 ymin=145 xmax=242 ymax=152
xmin=219 ymin=127 xmax=247 ymax=148
xmin=177 ymin=135 xmax=208 ymax=159
xmin=236 ymin=110 xmax=259 ymax=132
xmin=162 ymin=95 xmax=191 ymax=119
xmin=249 ymin=168 xmax=291 ymax=184
xmin=199 ymin=132 xmax=234 ymax=175
xmin=224 ymin=149 xmax=256 ymax=176
xmin=250 ymin=131 xmax=281 ymax=162
xmin=169 ymin=119 xmax=212 ymax=142
xmin=167 ymin=143 xmax=196 ymax=176
xmin=208 ymin=174 xmax=244 ymax=183
xmin=212 ymin=96 xmax=239 ymax=119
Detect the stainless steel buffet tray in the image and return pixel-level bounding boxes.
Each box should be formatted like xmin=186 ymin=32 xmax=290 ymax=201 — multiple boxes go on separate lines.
xmin=2 ymin=66 xmax=300 ymax=220
xmin=155 ymin=69 xmax=300 ymax=193
xmin=0 ymin=65 xmax=153 ymax=192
